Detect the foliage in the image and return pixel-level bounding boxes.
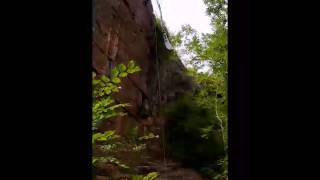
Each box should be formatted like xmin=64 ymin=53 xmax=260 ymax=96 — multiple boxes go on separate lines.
xmin=92 ymin=60 xmax=141 ymax=169
xmin=92 ymin=60 xmax=141 ymax=130
xmin=92 ymin=156 xmax=129 ymax=169
xmin=212 ymin=156 xmax=228 ymax=180
xmin=132 ymin=172 xmax=159 ymax=180
xmin=188 ymin=70 xmax=228 ymax=145
xmin=92 ymin=61 xmax=161 ymax=179
xmin=138 ymin=132 xmax=159 ymax=141
xmin=165 ymin=95 xmax=225 ymax=167
xmin=204 ymin=0 xmax=228 ymax=27
xmin=167 ymin=0 xmax=228 ymax=178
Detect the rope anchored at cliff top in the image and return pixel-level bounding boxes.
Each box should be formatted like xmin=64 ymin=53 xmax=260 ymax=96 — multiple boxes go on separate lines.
xmin=154 ymin=0 xmax=173 ymax=51
xmin=153 ymin=2 xmax=168 ymax=179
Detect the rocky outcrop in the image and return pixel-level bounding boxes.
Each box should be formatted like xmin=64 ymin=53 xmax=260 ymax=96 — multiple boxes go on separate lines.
xmin=93 ymin=0 xmax=196 ymax=135
xmin=93 ymin=0 xmax=155 ymax=123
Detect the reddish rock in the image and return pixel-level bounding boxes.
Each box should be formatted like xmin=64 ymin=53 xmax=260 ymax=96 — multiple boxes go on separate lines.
xmin=93 ymin=0 xmax=195 ymax=136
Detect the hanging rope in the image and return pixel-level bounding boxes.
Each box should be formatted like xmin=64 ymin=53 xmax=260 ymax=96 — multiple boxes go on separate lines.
xmin=153 ymin=4 xmax=168 ymax=179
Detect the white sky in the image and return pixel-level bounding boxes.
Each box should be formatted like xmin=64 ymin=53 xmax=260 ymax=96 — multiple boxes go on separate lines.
xmin=151 ymin=0 xmax=212 ymax=73
xmin=151 ymin=0 xmax=212 ymax=34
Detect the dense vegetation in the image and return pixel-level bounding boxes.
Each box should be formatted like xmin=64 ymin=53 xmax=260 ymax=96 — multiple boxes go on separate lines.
xmin=166 ymin=0 xmax=228 ymax=179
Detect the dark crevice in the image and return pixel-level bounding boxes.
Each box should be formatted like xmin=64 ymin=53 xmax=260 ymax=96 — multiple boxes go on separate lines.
xmin=122 ymin=0 xmax=136 ymax=20
xmin=122 ymin=0 xmax=130 ymax=10
xmin=143 ymin=0 xmax=149 ymax=6
xmin=111 ymin=6 xmax=117 ymax=13
xmin=112 ymin=13 xmax=117 ymax=19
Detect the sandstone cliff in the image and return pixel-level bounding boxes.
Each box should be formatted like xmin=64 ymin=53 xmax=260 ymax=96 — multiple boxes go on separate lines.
xmin=93 ymin=0 xmax=195 ymax=135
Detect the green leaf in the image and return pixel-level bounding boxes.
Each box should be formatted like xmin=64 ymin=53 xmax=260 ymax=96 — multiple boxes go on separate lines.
xmin=92 ymin=133 xmax=103 ymax=143
xmin=108 ymin=104 xmax=128 ymax=111
xmin=104 ymin=88 xmax=111 ymax=94
xmin=112 ymin=77 xmax=121 ymax=84
xmin=92 ymin=131 xmax=116 ymax=143
xmin=127 ymin=69 xmax=134 ymax=73
xmin=101 ymin=76 xmax=110 ymax=83
xmin=107 ymin=83 xmax=114 ymax=87
xmin=119 ymin=164 xmax=130 ymax=169
xmin=118 ymin=64 xmax=127 ymax=72
xmin=112 ymin=86 xmax=119 ymax=92
xmin=92 ymin=158 xmax=99 ymax=166
xmin=127 ymin=65 xmax=141 ymax=73
xmin=119 ymin=72 xmax=128 ymax=77
xmin=128 ymin=60 xmax=135 ymax=69
xmin=99 ymin=81 xmax=105 ymax=86
xmin=93 ymin=79 xmax=100 ymax=85
xmin=142 ymin=172 xmax=159 ymax=180
xmin=111 ymin=68 xmax=119 ymax=77
xmin=134 ymin=66 xmax=141 ymax=72
xmin=104 ymin=131 xmax=115 ymax=139
xmin=138 ymin=133 xmax=159 ymax=141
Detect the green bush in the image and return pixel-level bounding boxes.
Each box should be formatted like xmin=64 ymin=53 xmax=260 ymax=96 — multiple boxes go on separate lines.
xmin=164 ymin=95 xmax=225 ymax=168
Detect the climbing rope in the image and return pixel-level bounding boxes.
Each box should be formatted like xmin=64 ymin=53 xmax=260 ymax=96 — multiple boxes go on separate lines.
xmin=153 ymin=3 xmax=168 ymax=179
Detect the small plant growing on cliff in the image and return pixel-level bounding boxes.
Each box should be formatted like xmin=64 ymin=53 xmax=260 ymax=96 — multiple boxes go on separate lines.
xmin=92 ymin=60 xmax=141 ymax=168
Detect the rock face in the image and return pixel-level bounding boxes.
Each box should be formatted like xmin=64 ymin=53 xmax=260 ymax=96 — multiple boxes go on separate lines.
xmin=93 ymin=0 xmax=196 ymax=136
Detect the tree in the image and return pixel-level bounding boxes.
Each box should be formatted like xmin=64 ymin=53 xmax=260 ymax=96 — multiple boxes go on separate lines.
xmin=169 ymin=0 xmax=228 ymax=179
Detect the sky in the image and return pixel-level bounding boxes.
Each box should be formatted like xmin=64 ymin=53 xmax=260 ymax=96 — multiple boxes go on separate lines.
xmin=151 ymin=0 xmax=212 ymax=34
xmin=150 ymin=0 xmax=212 ymax=73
